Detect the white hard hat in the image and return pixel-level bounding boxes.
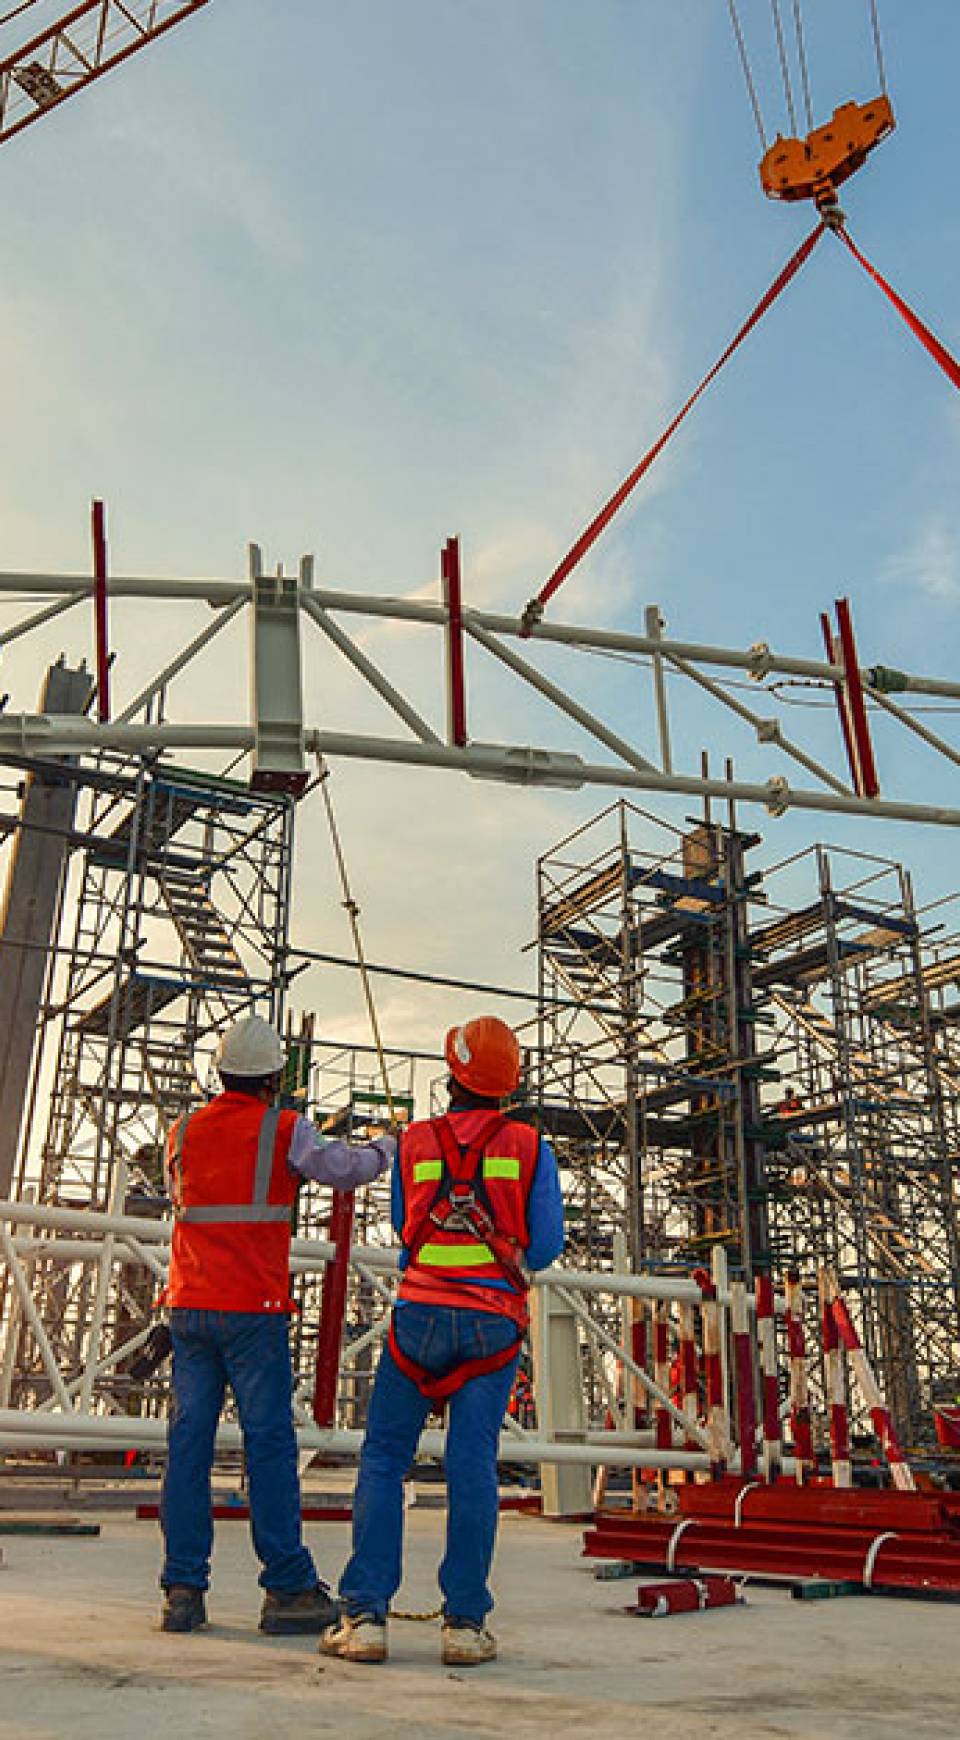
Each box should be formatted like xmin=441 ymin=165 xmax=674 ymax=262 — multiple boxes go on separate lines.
xmin=217 ymin=1015 xmax=285 ymax=1078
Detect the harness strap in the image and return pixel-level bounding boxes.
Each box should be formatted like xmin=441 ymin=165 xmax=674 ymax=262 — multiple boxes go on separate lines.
xmin=387 ymin=1314 xmax=522 ymax=1401
xmin=406 ymin=1114 xmax=528 ymax=1293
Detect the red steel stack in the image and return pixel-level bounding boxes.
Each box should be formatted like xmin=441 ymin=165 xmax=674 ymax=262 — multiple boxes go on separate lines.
xmin=755 ymin=1273 xmax=782 ymax=1481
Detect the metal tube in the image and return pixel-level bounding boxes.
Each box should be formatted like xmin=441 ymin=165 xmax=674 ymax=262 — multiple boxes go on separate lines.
xmin=115 ymin=598 xmax=246 ymax=724
xmin=0 ymin=1227 xmax=73 ymax=1412
xmin=301 ymin=594 xmax=440 ymax=744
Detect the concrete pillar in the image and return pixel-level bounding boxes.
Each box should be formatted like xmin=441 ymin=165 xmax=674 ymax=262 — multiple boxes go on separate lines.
xmin=0 ymin=659 xmax=94 ymax=1198
xmin=531 ymin=1284 xmax=592 ymax=1517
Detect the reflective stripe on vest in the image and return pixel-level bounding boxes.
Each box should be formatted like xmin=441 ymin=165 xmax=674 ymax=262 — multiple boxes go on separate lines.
xmin=412 ymin=1153 xmax=520 ymax=1188
xmin=174 ymin=1105 xmax=292 ymax=1225
xmin=418 ymin=1239 xmax=497 ymax=1267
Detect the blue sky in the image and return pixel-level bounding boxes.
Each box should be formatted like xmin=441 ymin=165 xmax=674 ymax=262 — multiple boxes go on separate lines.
xmin=1 ymin=1 xmax=959 ymax=1058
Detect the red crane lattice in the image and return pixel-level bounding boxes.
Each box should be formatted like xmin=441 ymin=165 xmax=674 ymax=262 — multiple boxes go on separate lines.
xmin=0 ymin=1 xmax=210 ymax=145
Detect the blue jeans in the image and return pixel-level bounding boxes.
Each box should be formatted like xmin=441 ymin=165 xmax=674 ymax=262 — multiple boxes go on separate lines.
xmin=161 ymin=1309 xmax=316 ymax=1594
xmin=339 ymin=1304 xmax=520 ymax=1626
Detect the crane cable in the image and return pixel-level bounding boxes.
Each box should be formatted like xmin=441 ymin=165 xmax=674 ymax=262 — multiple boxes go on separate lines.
xmin=315 ymin=756 xmax=398 ymax=1128
xmin=726 ymin=0 xmax=767 ymax=150
xmin=791 ymin=0 xmax=814 ymax=133
xmin=868 ymin=0 xmax=889 ymax=95
xmin=770 ymin=0 xmax=798 ymax=138
xmin=520 ymin=220 xmax=825 ymax=633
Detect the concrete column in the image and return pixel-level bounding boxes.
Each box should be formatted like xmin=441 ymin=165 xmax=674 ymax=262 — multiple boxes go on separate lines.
xmin=0 ymin=659 xmax=94 ymax=1197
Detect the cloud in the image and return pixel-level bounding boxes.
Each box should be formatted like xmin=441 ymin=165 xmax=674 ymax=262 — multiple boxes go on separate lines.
xmin=885 ymin=520 xmax=960 ymax=606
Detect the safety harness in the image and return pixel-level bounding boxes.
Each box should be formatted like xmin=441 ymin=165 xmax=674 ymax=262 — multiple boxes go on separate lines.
xmin=387 ymin=1112 xmax=528 ymax=1401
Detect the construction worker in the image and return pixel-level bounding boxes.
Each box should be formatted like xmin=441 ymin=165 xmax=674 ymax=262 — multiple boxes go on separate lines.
xmin=159 ymin=1014 xmax=394 ymax=1635
xmin=321 ymin=1015 xmax=564 ymax=1667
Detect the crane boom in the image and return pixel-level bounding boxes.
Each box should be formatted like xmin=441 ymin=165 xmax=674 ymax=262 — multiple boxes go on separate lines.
xmin=0 ymin=0 xmax=210 ymax=145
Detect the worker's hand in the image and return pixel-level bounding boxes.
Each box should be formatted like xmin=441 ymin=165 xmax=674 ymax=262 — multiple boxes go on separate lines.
xmin=370 ymin=1133 xmax=397 ymax=1174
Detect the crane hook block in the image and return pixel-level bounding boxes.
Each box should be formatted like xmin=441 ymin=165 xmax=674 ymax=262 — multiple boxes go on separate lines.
xmin=759 ymin=95 xmax=895 ymax=211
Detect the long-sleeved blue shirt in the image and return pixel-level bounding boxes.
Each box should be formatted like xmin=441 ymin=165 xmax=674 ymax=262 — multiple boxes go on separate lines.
xmin=391 ymin=1124 xmax=565 ymax=1285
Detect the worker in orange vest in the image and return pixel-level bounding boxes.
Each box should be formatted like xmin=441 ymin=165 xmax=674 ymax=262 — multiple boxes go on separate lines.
xmin=321 ymin=1014 xmax=564 ymax=1667
xmin=158 ymin=1014 xmax=393 ymax=1635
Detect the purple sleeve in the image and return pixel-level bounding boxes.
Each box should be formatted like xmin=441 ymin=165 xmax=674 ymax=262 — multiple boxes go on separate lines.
xmin=287 ymin=1115 xmax=394 ymax=1189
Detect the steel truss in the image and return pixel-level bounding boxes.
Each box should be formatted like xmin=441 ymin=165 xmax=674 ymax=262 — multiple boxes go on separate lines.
xmin=3 ymin=550 xmax=960 ymax=826
xmin=534 ymin=803 xmax=960 ymax=1445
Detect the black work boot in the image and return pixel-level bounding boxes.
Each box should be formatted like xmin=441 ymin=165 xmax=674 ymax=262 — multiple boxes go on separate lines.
xmin=259 ymin=1582 xmax=340 ymax=1634
xmin=161 ymin=1585 xmax=207 ymax=1633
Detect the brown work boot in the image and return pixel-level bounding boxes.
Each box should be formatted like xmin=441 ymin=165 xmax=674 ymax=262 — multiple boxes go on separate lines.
xmin=441 ymin=1619 xmax=497 ymax=1665
xmin=161 ymin=1585 xmax=207 ymax=1633
xmin=259 ymin=1582 xmax=340 ymax=1634
xmin=320 ymin=1612 xmax=388 ymax=1663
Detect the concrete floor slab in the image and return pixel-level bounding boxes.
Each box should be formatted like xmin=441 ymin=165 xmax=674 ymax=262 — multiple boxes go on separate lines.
xmin=1 ymin=1505 xmax=958 ymax=1739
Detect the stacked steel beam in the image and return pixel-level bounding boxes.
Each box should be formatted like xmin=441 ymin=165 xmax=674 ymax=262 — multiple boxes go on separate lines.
xmin=583 ymin=1480 xmax=960 ymax=1597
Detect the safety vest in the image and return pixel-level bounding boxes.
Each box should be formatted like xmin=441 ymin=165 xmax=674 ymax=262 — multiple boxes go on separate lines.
xmin=397 ymin=1109 xmax=538 ymax=1326
xmin=161 ymin=1093 xmax=299 ymax=1314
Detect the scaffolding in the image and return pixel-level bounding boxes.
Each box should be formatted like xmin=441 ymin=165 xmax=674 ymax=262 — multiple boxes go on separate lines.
xmin=6 ymin=756 xmax=295 ymax=1408
xmin=534 ymin=802 xmax=960 ymax=1446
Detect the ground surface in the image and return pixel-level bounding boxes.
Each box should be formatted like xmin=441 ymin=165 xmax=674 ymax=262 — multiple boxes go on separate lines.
xmin=1 ymin=1489 xmax=958 ymax=1740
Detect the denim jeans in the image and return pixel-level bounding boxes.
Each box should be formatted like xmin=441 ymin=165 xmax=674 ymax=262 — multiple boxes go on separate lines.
xmin=339 ymin=1303 xmax=520 ymax=1626
xmin=161 ymin=1308 xmax=316 ymax=1594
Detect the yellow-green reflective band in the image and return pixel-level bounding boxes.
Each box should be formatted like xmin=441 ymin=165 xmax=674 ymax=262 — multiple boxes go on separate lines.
xmin=418 ymin=1241 xmax=497 ymax=1267
xmin=483 ymin=1155 xmax=521 ymax=1180
xmin=412 ymin=1159 xmax=443 ymax=1183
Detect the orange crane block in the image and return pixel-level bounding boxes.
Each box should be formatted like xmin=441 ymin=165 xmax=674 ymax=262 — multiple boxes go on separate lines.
xmin=759 ymin=95 xmax=895 ymax=211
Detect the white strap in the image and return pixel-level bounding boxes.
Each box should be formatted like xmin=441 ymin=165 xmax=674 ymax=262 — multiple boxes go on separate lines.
xmin=863 ymin=1530 xmax=898 ymax=1590
xmin=665 ymin=1518 xmax=697 ymax=1574
xmin=734 ymin=1481 xmax=763 ymax=1527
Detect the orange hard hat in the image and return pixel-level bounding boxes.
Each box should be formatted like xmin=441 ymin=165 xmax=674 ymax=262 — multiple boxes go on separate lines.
xmin=445 ymin=1016 xmax=521 ymax=1098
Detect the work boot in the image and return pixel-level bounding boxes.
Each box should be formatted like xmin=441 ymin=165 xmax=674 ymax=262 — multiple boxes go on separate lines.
xmin=319 ymin=1612 xmax=388 ymax=1663
xmin=161 ymin=1585 xmax=207 ymax=1633
xmin=441 ymin=1619 xmax=497 ymax=1666
xmin=259 ymin=1582 xmax=340 ymax=1634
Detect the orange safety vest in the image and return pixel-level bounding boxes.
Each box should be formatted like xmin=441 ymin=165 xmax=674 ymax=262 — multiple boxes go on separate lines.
xmin=161 ymin=1093 xmax=299 ymax=1314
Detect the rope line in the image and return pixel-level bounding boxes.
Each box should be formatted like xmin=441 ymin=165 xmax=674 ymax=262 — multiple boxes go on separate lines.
xmin=725 ymin=0 xmax=767 ymax=149
xmin=317 ymin=760 xmax=398 ymax=1127
xmin=523 ymin=223 xmax=824 ymax=625
xmin=770 ymin=0 xmax=798 ymax=137
xmin=791 ymin=0 xmax=814 ymax=132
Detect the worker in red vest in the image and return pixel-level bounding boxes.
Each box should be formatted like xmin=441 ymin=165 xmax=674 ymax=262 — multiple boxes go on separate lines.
xmin=158 ymin=1014 xmax=393 ymax=1635
xmin=321 ymin=1015 xmax=564 ymax=1667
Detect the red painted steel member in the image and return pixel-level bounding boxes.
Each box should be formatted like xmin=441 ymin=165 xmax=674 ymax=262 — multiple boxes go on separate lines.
xmin=158 ymin=1015 xmax=393 ymax=1636
xmin=819 ymin=1264 xmax=852 ymax=1487
xmin=784 ymin=1270 xmax=815 ymax=1481
xmin=755 ymin=1274 xmax=782 ymax=1482
xmin=322 ymin=1015 xmax=564 ymax=1668
xmin=829 ymin=1282 xmax=916 ymax=1493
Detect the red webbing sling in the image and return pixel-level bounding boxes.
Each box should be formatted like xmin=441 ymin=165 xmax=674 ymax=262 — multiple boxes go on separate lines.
xmin=520 ymin=222 xmax=825 ymax=632
xmin=388 ymin=1113 xmax=527 ymax=1401
xmin=836 ymin=227 xmax=960 ymax=393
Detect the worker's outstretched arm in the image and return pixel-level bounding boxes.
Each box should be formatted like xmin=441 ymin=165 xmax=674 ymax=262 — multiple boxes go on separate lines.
xmin=523 ymin=1137 xmax=565 ymax=1272
xmin=287 ymin=1117 xmax=395 ymax=1189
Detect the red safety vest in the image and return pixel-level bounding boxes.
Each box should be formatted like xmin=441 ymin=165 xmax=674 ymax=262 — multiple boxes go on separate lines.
xmin=161 ymin=1093 xmax=299 ymax=1314
xmin=389 ymin=1110 xmax=539 ymax=1400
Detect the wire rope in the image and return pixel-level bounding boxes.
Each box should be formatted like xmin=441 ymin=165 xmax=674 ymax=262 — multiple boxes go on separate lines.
xmin=317 ymin=758 xmax=398 ymax=1127
xmin=868 ymin=0 xmax=888 ymax=95
xmin=770 ymin=0 xmax=798 ymax=136
xmin=725 ymin=0 xmax=767 ymax=149
xmin=791 ymin=0 xmax=814 ymax=131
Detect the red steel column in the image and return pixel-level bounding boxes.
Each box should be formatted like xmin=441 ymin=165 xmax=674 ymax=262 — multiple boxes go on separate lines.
xmin=819 ymin=1264 xmax=851 ymax=1487
xmin=441 ymin=535 xmax=467 ymax=747
xmin=677 ymin=1300 xmax=700 ymax=1450
xmin=694 ymin=1269 xmax=728 ymax=1479
xmin=652 ymin=1300 xmax=672 ymax=1452
xmin=755 ymin=1273 xmax=782 ymax=1481
xmin=784 ymin=1270 xmax=815 ymax=1483
xmin=91 ymin=497 xmax=111 ymax=723
xmin=730 ymin=1280 xmax=758 ymax=1478
xmin=312 ymin=1190 xmax=355 ymax=1428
